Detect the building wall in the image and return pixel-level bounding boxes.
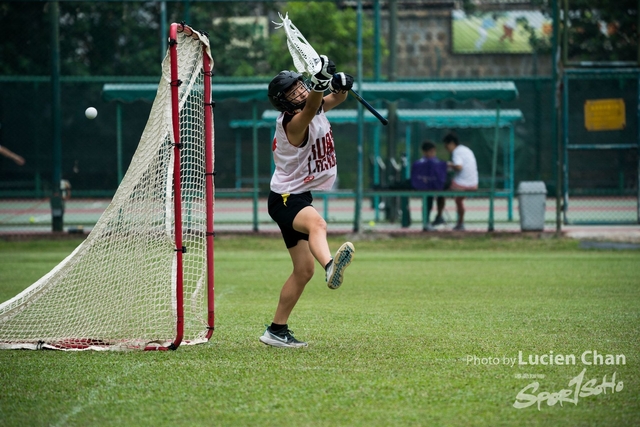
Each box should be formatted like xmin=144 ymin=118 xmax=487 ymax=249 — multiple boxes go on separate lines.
xmin=381 ymin=9 xmax=552 ymax=79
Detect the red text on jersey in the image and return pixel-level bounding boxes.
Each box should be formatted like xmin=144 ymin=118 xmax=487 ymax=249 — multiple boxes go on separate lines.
xmin=306 ymin=130 xmax=336 ymax=175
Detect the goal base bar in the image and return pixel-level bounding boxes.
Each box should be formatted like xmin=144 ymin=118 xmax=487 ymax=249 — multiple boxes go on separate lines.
xmin=0 ymin=337 xmax=209 ymax=351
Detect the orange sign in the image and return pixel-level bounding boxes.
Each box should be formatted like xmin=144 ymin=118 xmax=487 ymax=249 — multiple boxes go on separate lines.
xmin=584 ymin=99 xmax=626 ymax=131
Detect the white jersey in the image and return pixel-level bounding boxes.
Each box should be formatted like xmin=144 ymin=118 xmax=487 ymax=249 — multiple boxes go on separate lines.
xmin=270 ymin=109 xmax=337 ymax=194
xmin=451 ymin=144 xmax=478 ymax=187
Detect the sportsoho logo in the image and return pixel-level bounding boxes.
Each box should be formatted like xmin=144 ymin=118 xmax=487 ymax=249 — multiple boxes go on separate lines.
xmin=466 ymin=350 xmax=627 ymax=410
xmin=513 ymin=367 xmax=624 ymax=410
xmin=514 ymin=351 xmax=626 ymax=410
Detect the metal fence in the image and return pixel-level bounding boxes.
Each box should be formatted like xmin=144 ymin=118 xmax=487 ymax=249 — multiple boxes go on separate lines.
xmin=1 ymin=0 xmax=638 ymax=233
xmin=562 ymin=69 xmax=640 ymax=224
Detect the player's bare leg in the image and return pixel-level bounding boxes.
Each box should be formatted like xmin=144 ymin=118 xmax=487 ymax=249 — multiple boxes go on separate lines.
xmin=292 ymin=206 xmax=354 ymax=289
xmin=260 ymin=241 xmax=314 ymax=348
xmin=261 ymin=206 xmax=354 ymax=348
xmin=292 ymin=206 xmax=332 ymax=267
xmin=273 ymin=241 xmax=315 ymax=325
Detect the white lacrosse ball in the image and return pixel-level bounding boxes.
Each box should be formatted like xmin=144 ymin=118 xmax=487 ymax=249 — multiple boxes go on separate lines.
xmin=85 ymin=107 xmax=98 ymax=120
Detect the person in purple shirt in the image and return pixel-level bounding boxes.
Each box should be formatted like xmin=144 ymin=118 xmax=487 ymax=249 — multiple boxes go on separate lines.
xmin=411 ymin=141 xmax=447 ymax=231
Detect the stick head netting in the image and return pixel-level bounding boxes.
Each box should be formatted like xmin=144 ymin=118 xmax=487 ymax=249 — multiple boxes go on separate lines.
xmin=273 ymin=13 xmax=321 ymax=76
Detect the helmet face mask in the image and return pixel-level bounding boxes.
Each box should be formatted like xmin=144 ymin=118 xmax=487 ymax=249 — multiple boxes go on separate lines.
xmin=268 ymin=71 xmax=309 ymax=113
xmin=284 ymin=81 xmax=309 ymax=110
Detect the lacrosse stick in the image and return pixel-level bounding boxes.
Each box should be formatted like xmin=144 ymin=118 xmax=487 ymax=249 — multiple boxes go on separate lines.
xmin=274 ymin=13 xmax=388 ymax=126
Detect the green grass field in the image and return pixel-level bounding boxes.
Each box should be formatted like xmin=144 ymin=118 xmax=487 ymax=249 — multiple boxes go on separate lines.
xmin=1 ymin=235 xmax=639 ymax=426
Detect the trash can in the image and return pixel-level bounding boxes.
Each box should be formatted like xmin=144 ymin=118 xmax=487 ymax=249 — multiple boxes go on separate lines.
xmin=517 ymin=181 xmax=547 ymax=231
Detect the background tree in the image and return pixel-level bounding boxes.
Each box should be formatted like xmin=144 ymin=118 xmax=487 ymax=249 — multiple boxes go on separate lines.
xmin=266 ymin=2 xmax=380 ymax=78
xmin=564 ymin=0 xmax=638 ymax=63
xmin=186 ymin=1 xmax=275 ymax=78
xmin=1 ymin=1 xmax=382 ymax=78
xmin=0 ymin=2 xmax=51 ymax=75
xmin=1 ymin=2 xmax=163 ymax=76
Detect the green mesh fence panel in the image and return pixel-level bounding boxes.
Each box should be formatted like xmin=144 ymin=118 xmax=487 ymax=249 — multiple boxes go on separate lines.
xmin=562 ymin=71 xmax=639 ymax=224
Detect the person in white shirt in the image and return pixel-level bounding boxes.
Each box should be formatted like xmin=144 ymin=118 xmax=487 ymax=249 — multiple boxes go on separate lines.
xmin=432 ymin=132 xmax=478 ymax=231
xmin=260 ymin=56 xmax=355 ymax=348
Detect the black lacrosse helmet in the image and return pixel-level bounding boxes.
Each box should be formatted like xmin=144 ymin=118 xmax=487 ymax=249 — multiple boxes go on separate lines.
xmin=268 ymin=71 xmax=308 ymax=113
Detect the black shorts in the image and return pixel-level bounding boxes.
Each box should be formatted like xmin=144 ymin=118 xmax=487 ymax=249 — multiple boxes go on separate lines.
xmin=268 ymin=191 xmax=313 ymax=248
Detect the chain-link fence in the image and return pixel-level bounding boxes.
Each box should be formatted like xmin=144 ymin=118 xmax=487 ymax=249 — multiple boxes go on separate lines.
xmin=561 ymin=69 xmax=639 ymax=224
xmin=1 ymin=1 xmax=638 ymax=233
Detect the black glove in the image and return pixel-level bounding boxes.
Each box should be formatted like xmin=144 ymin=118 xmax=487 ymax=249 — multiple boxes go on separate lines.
xmin=330 ymin=72 xmax=354 ymax=93
xmin=310 ymin=55 xmax=336 ymax=92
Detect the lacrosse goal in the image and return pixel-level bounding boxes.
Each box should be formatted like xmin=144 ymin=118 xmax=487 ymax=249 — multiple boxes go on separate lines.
xmin=0 ymin=23 xmax=215 ymax=351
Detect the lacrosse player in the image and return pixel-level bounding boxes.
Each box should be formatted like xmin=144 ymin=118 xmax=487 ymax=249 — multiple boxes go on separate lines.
xmin=260 ymin=56 xmax=355 ymax=348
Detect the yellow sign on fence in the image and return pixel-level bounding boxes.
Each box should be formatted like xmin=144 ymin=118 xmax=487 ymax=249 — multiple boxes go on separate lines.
xmin=584 ymin=98 xmax=626 ymax=131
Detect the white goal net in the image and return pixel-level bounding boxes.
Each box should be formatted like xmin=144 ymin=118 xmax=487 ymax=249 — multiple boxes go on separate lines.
xmin=0 ymin=24 xmax=215 ymax=351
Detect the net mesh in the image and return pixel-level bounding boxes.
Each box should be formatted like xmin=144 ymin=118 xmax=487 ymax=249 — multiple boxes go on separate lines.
xmin=0 ymin=29 xmax=213 ymax=351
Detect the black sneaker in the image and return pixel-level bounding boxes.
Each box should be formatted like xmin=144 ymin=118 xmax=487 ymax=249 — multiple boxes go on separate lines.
xmin=259 ymin=327 xmax=308 ymax=348
xmin=431 ymin=216 xmax=445 ymax=226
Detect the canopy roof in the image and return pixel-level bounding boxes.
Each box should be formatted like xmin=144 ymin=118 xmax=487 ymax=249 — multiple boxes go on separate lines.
xmin=103 ymin=81 xmax=518 ymax=103
xmin=102 ymin=84 xmax=158 ymax=103
xmin=102 ymin=83 xmax=268 ymax=103
xmin=252 ymin=109 xmax=523 ymax=127
xmin=397 ymin=109 xmax=524 ymax=128
xmin=229 ymin=119 xmax=274 ymax=129
xmin=359 ymin=81 xmax=518 ymax=102
xmin=261 ymin=109 xmax=390 ymax=124
xmin=230 ymin=109 xmax=388 ymax=128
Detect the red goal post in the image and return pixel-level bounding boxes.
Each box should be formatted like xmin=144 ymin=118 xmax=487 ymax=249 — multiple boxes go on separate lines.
xmin=0 ymin=23 xmax=215 ymax=351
